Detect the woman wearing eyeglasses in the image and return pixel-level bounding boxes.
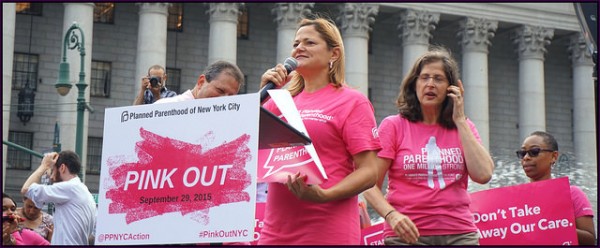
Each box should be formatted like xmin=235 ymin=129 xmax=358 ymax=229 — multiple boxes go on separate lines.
xmin=518 ymin=131 xmax=596 ymax=245
xmin=363 ymin=46 xmax=494 ymax=245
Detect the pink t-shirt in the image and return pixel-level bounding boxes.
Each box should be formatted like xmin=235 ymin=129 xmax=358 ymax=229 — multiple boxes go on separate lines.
xmin=258 ymin=84 xmax=381 ymax=245
xmin=13 ymin=228 xmax=50 ymax=245
xmin=570 ymin=185 xmax=594 ymax=218
xmin=378 ymin=115 xmax=481 ymax=237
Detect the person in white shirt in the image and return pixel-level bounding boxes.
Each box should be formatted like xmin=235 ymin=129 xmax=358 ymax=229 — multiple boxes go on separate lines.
xmin=21 ymin=151 xmax=97 ymax=245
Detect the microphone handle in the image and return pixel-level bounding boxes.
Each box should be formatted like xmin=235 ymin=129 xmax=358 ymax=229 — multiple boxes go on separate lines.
xmin=259 ymin=64 xmax=293 ymax=103
xmin=259 ymin=82 xmax=277 ymax=103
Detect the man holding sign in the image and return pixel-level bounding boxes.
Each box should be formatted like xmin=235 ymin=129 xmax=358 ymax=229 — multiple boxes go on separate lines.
xmin=155 ymin=60 xmax=244 ymax=103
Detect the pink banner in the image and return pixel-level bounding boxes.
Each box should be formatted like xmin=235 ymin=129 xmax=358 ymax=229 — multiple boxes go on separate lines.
xmin=469 ymin=177 xmax=578 ymax=245
xmin=257 ymin=147 xmax=325 ymax=184
xmin=105 ymin=128 xmax=252 ymax=224
xmin=361 ymin=222 xmax=384 ymax=245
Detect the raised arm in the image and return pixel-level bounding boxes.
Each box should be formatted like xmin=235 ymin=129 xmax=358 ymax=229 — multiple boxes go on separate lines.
xmin=449 ymin=80 xmax=494 ymax=183
xmin=21 ymin=152 xmax=57 ymax=195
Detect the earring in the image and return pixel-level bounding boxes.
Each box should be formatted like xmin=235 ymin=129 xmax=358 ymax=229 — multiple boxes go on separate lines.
xmin=329 ymin=61 xmax=333 ymax=69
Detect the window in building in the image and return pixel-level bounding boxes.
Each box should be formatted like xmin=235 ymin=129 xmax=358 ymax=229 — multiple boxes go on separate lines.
xmin=87 ymin=137 xmax=103 ymax=174
xmin=165 ymin=68 xmax=182 ymax=94
xmin=16 ymin=3 xmax=42 ymax=15
xmin=94 ymin=3 xmax=115 ymax=24
xmin=12 ymin=53 xmax=38 ymax=91
xmin=237 ymin=7 xmax=249 ymax=39
xmin=91 ymin=60 xmax=111 ymax=97
xmin=168 ymin=3 xmax=183 ymax=32
xmin=6 ymin=131 xmax=33 ymax=170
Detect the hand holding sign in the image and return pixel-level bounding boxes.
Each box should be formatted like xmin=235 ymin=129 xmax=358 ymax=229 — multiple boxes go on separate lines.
xmin=286 ymin=172 xmax=327 ymax=203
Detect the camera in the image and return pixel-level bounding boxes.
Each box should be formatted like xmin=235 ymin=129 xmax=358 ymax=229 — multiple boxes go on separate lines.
xmin=148 ymin=76 xmax=161 ymax=88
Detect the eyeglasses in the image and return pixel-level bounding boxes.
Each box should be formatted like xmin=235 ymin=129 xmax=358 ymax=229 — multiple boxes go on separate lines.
xmin=417 ymin=74 xmax=448 ymax=84
xmin=515 ymin=147 xmax=554 ymax=159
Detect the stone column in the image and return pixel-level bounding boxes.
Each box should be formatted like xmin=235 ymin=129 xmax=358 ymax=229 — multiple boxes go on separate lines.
xmin=271 ymin=3 xmax=313 ymax=64
xmin=135 ymin=3 xmax=169 ymax=88
xmin=2 ymin=3 xmax=16 ymax=189
xmin=207 ymin=3 xmax=243 ymax=64
xmin=57 ymin=3 xmax=95 ymax=182
xmin=512 ymin=25 xmax=554 ymax=140
xmin=568 ymin=33 xmax=597 ymax=164
xmin=338 ymin=3 xmax=378 ymax=96
xmin=398 ymin=9 xmax=439 ymax=77
xmin=457 ymin=17 xmax=498 ymax=150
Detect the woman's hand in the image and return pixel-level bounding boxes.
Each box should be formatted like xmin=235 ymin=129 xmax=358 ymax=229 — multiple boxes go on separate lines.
xmin=41 ymin=152 xmax=59 ymax=171
xmin=260 ymin=64 xmax=292 ymax=89
xmin=447 ymin=79 xmax=466 ymax=123
xmin=2 ymin=215 xmax=20 ymax=245
xmin=286 ymin=172 xmax=328 ymax=203
xmin=450 ymin=79 xmax=494 ymax=183
xmin=46 ymin=223 xmax=54 ymax=242
xmin=387 ymin=211 xmax=420 ymax=244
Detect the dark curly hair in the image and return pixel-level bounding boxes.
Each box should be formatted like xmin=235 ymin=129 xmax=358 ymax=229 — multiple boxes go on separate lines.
xmin=396 ymin=46 xmax=460 ymax=129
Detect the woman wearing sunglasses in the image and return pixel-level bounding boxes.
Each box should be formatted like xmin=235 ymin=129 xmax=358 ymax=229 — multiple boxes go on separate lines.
xmin=518 ymin=131 xmax=596 ymax=245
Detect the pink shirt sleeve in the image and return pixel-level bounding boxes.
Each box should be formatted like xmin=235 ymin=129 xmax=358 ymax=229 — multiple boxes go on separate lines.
xmin=570 ymin=186 xmax=594 ymax=218
xmin=377 ymin=116 xmax=400 ymax=160
xmin=466 ymin=118 xmax=482 ymax=144
xmin=342 ymin=100 xmax=380 ymax=155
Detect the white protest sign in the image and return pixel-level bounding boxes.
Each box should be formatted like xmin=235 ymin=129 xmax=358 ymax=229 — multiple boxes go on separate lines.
xmin=95 ymin=93 xmax=259 ymax=245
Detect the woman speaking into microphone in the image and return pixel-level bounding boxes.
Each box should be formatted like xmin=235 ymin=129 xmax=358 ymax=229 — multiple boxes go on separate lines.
xmin=257 ymin=16 xmax=381 ymax=245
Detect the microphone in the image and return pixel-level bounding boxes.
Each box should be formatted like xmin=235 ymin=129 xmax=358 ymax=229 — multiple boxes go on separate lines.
xmin=260 ymin=57 xmax=298 ymax=103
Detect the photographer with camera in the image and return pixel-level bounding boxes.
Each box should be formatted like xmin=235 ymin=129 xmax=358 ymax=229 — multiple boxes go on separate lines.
xmin=133 ymin=64 xmax=177 ymax=105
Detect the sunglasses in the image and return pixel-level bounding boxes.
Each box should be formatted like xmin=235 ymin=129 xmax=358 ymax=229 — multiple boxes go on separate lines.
xmin=515 ymin=147 xmax=554 ymax=159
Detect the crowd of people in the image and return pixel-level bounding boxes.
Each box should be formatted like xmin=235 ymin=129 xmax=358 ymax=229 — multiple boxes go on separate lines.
xmin=3 ymin=15 xmax=595 ymax=246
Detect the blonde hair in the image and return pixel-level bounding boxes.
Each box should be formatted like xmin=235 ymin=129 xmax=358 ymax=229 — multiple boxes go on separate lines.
xmin=287 ymin=17 xmax=346 ymax=96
